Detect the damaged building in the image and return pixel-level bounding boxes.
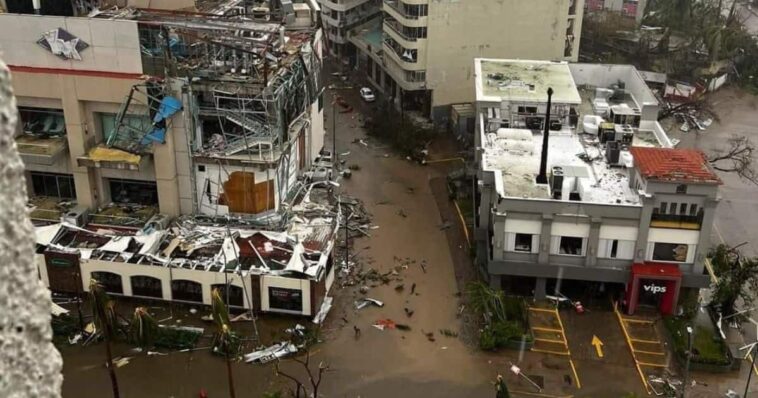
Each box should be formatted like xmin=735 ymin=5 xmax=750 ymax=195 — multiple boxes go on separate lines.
xmin=34 ymin=183 xmax=339 ymax=317
xmin=4 ymin=0 xmax=325 ymax=226
xmin=473 ymin=59 xmax=719 ymax=316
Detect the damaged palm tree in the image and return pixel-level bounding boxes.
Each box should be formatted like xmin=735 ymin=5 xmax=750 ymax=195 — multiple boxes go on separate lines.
xmin=708 ymin=135 xmax=758 ymax=185
xmin=211 ymin=288 xmax=238 ymax=398
xmin=129 ymin=307 xmax=159 ymax=350
xmin=89 ymin=279 xmax=121 ymax=398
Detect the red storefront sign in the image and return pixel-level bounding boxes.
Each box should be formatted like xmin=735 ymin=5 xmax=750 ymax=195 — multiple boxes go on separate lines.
xmin=625 ymin=262 xmax=682 ymax=315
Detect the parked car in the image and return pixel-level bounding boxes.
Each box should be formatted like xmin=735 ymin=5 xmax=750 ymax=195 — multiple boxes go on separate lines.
xmin=359 ymin=87 xmax=375 ymax=102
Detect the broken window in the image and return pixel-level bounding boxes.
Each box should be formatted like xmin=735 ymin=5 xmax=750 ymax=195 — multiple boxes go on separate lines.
xmin=99 ymin=113 xmax=152 ymax=144
xmin=689 ymin=204 xmax=698 ymax=216
xmin=109 ymin=179 xmax=158 ymax=206
xmin=652 ymin=243 xmax=689 ymax=262
xmin=659 ymin=202 xmax=668 ymax=214
xmin=559 ymin=236 xmax=583 ymax=255
xmin=212 ymin=284 xmax=244 ymax=307
xmin=610 ymin=239 xmax=619 ymax=258
xmin=676 ymin=184 xmax=687 ymax=194
xmin=679 ymin=203 xmax=687 ymax=214
xmin=268 ymin=287 xmax=303 ymax=312
xmin=171 ymin=280 xmax=203 ymax=303
xmin=218 ymin=172 xmax=275 ymax=214
xmin=131 ymin=275 xmax=162 ymax=298
xmin=514 ymin=233 xmax=533 ymax=252
xmin=18 ymin=107 xmax=66 ymax=137
xmin=518 ymin=106 xmax=538 ymax=114
xmin=91 ymin=271 xmax=124 ymax=294
xmin=30 ymin=172 xmax=76 ymax=199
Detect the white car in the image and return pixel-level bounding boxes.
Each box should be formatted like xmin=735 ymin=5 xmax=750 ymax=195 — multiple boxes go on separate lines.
xmin=359 ymin=87 xmax=375 ymax=102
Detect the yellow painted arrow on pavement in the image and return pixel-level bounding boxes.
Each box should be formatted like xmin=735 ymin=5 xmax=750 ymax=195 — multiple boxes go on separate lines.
xmin=591 ymin=335 xmax=604 ymax=358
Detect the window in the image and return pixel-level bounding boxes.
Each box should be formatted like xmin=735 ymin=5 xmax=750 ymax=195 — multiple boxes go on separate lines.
xmin=559 ymin=236 xmax=584 ymax=255
xmin=171 ymin=280 xmax=203 ymax=303
xmin=268 ymin=287 xmax=303 ymax=312
xmin=659 ymin=202 xmax=667 ymax=214
xmin=676 ymin=184 xmax=687 ymax=194
xmin=19 ymin=107 xmax=66 ymax=136
xmin=599 ymin=239 xmax=635 ymax=259
xmin=518 ymin=106 xmax=538 ymax=114
xmin=30 ymin=172 xmax=76 ymax=199
xmin=610 ymin=240 xmax=619 ymax=258
xmin=109 ymin=179 xmax=158 ymax=205
xmin=131 ymin=275 xmax=162 ymax=298
xmin=652 ymin=243 xmax=689 ymax=262
xmin=679 ymin=203 xmax=687 ymax=214
xmin=318 ymin=91 xmax=324 ymax=111
xmin=198 ymin=165 xmax=206 ymax=172
xmin=212 ymin=284 xmax=244 ymax=307
xmin=689 ymin=204 xmax=698 ymax=216
xmin=514 ymin=233 xmax=533 ymax=252
xmin=91 ymin=272 xmax=123 ymax=294
xmin=669 ymin=202 xmax=677 ymax=214
xmin=99 ymin=113 xmax=152 ymax=144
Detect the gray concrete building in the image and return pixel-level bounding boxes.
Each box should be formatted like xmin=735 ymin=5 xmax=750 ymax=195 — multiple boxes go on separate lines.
xmin=473 ymin=59 xmax=718 ymax=315
xmin=349 ymin=0 xmax=584 ymax=124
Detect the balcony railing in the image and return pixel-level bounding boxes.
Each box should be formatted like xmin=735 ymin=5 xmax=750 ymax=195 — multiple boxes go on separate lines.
xmin=384 ymin=0 xmax=427 ymax=20
xmin=384 ymin=19 xmax=415 ymax=41
xmin=650 ymin=213 xmax=703 ymax=230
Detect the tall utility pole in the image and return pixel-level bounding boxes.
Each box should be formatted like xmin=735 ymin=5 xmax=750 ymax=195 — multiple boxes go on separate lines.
xmin=746 ymin=343 xmax=757 ymax=398
xmin=332 ymin=94 xmax=337 ymax=180
xmin=682 ymin=326 xmax=693 ymax=398
xmin=344 ymin=196 xmax=349 ymax=271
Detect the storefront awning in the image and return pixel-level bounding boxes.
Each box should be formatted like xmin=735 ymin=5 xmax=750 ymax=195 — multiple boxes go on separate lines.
xmin=631 ymin=262 xmax=682 ymax=278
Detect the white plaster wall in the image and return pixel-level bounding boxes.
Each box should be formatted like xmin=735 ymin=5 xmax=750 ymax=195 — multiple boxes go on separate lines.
xmin=80 ymin=259 xmax=253 ymax=309
xmin=195 ymin=162 xmax=278 ymax=216
xmin=0 ymin=15 xmax=142 ymax=74
xmin=310 ymin=101 xmax=325 ymax=160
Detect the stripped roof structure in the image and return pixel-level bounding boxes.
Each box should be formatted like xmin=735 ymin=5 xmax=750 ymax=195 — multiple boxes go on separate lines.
xmin=630 ymin=147 xmax=722 ymax=184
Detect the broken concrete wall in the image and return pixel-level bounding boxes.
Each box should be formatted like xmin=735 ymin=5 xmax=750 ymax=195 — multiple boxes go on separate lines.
xmin=195 ymin=162 xmax=278 ymax=216
xmin=0 ymin=59 xmax=63 ymax=398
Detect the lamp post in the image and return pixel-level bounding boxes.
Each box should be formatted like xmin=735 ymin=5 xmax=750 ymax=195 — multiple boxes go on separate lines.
xmin=682 ymin=326 xmax=694 ymax=398
xmin=332 ymin=93 xmax=337 ymax=180
xmin=746 ymin=343 xmax=758 ymax=398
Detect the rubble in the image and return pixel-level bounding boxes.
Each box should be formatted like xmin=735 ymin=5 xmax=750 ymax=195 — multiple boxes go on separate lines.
xmin=244 ymin=342 xmax=298 ymax=364
xmin=354 ymin=298 xmax=384 ymax=310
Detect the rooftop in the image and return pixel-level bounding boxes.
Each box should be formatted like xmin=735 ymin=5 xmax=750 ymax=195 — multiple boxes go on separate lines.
xmin=481 ymin=128 xmax=641 ymax=205
xmin=630 ymin=147 xmax=722 ymax=185
xmin=475 ymin=59 xmax=582 ymax=104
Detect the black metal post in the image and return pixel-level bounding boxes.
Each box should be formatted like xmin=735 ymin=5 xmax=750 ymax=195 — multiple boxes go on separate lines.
xmin=746 ymin=344 xmax=757 ymax=398
xmin=344 ymin=199 xmax=349 ymax=272
xmin=682 ymin=326 xmax=693 ymax=398
xmin=536 ymin=87 xmax=554 ymax=184
xmin=332 ymin=94 xmax=337 ymax=179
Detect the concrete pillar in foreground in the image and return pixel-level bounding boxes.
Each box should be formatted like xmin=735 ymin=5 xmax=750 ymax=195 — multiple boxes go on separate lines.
xmin=0 ymin=59 xmax=63 ymax=398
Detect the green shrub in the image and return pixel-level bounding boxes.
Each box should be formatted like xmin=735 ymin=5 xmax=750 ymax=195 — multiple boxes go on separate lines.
xmin=479 ymin=320 xmax=527 ymax=351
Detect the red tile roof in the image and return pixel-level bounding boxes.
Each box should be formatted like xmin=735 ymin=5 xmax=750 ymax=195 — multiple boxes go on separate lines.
xmin=630 ymin=147 xmax=722 ymax=184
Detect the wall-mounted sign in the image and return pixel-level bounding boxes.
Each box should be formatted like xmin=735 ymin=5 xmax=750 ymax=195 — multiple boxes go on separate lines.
xmin=643 ymin=284 xmax=667 ymax=294
xmin=37 ymin=28 xmax=89 ymax=61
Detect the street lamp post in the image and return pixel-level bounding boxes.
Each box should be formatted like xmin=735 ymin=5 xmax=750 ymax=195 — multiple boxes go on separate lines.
xmin=332 ymin=94 xmax=337 ymax=180
xmin=682 ymin=326 xmax=694 ymax=398
xmin=746 ymin=344 xmax=758 ymax=398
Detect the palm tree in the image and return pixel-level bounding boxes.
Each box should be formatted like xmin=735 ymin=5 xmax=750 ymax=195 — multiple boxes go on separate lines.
xmin=211 ymin=288 xmax=237 ymax=398
xmin=129 ymin=306 xmax=159 ymax=350
xmin=89 ymin=279 xmax=120 ymax=398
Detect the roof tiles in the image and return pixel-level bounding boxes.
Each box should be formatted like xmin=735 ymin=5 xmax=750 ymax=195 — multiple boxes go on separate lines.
xmin=630 ymin=147 xmax=721 ymax=184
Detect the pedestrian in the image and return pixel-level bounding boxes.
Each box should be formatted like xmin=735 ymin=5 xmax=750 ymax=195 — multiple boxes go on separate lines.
xmin=354 ymin=325 xmax=361 ymax=339
xmin=495 ymin=375 xmax=510 ymax=398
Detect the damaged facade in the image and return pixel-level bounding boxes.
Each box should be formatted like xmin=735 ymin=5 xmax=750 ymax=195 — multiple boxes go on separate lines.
xmin=4 ymin=0 xmax=325 ymax=223
xmin=473 ymin=59 xmax=719 ymax=316
xmin=6 ymin=1 xmax=338 ymax=318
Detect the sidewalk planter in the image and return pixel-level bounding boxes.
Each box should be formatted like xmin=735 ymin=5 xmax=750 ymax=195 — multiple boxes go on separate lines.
xmin=663 ymin=307 xmax=738 ymax=373
xmin=479 ymin=296 xmax=534 ymax=351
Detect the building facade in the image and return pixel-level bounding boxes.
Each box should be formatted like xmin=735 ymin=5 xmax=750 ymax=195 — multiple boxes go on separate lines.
xmin=349 ymin=0 xmax=584 ymax=123
xmin=319 ymin=0 xmax=382 ymax=58
xmin=4 ymin=1 xmax=325 ymax=228
xmin=474 ymin=59 xmax=717 ymax=315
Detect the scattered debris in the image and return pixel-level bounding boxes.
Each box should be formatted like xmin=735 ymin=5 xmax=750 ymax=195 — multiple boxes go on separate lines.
xmin=439 ymin=329 xmax=458 ymax=338
xmin=404 ymin=308 xmax=414 ymax=317
xmin=355 ymin=298 xmax=384 ymax=310
xmin=312 ymin=297 xmax=333 ymax=325
xmin=411 ymin=283 xmax=417 ymax=295
xmin=422 ymin=330 xmax=435 ymax=342
xmin=394 ymin=284 xmax=405 ymax=292
xmin=112 ymin=357 xmax=132 ymax=368
xmin=244 ymin=342 xmax=298 ymax=364
xmin=397 ymin=209 xmax=407 ymax=218
xmin=374 ymin=319 xmax=397 ymax=330
xmin=396 ymin=324 xmax=412 ymax=331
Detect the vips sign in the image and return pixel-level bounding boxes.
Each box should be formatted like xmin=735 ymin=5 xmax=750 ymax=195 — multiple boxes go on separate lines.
xmin=643 ymin=284 xmax=667 ymax=294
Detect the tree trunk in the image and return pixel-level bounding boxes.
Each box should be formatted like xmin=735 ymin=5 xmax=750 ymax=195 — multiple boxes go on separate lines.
xmin=225 ymin=354 xmax=236 ymax=398
xmin=104 ymin=337 xmax=120 ymax=398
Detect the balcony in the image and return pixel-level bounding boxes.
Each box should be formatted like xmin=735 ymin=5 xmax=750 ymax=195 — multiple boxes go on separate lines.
xmin=383 ymin=0 xmax=427 ymax=27
xmin=320 ymin=0 xmax=373 ymax=12
xmin=383 ymin=56 xmax=427 ymax=91
xmin=650 ymin=213 xmax=702 ymax=230
xmin=15 ymin=134 xmax=68 ymax=166
xmin=383 ymin=19 xmax=425 ymax=47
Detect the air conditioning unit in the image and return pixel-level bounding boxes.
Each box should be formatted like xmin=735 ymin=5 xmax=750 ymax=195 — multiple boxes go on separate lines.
xmin=606 ymin=140 xmax=621 ymax=165
xmin=145 ymin=214 xmax=171 ymax=231
xmin=61 ymin=205 xmax=90 ymax=227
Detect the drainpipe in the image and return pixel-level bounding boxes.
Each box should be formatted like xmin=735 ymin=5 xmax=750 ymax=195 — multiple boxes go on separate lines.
xmin=32 ymin=0 xmax=41 ymax=14
xmin=536 ymin=87 xmax=554 ymax=184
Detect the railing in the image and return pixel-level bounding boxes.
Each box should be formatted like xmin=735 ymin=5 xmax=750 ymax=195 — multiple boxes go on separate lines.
xmin=650 ymin=213 xmax=702 ymax=229
xmin=384 ymin=0 xmax=425 ymax=20
xmin=384 ymin=19 xmax=416 ymax=42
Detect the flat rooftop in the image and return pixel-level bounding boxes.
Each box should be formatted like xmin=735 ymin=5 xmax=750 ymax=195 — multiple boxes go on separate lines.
xmin=481 ymin=128 xmax=643 ymax=205
xmin=475 ymin=59 xmax=582 ymax=104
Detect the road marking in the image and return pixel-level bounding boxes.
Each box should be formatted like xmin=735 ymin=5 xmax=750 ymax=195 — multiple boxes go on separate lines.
xmin=637 ymin=361 xmax=667 ymax=368
xmin=529 ymin=307 xmax=561 ymax=313
xmin=531 ymin=326 xmax=564 ymax=333
xmin=528 ymin=307 xmax=581 ymax=389
xmin=632 ymin=349 xmax=665 ymax=356
xmin=591 ymin=335 xmax=604 ymax=358
xmin=614 ymin=301 xmax=652 ymax=394
xmin=629 ymin=338 xmax=661 ymax=345
xmin=531 ymin=348 xmax=570 ymax=356
xmin=534 ymin=337 xmax=567 ymax=344
xmin=552 ymin=308 xmax=582 ymax=389
xmin=511 ymin=390 xmax=574 ymax=398
xmin=623 ymin=318 xmax=655 ymax=324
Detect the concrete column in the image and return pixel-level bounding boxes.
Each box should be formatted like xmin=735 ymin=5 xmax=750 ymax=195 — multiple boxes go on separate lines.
xmin=491 ymin=212 xmax=506 ymax=261
xmin=60 ymin=76 xmax=99 ymax=208
xmin=694 ymin=198 xmax=719 ymax=274
xmin=534 ymin=277 xmax=547 ymax=300
xmin=153 ymin=90 xmax=181 ymax=216
xmin=634 ymin=194 xmax=655 ymax=263
xmin=538 ymin=214 xmax=554 ymax=264
xmin=585 ymin=217 xmax=602 ymax=267
xmin=489 ymin=274 xmax=502 ymax=290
